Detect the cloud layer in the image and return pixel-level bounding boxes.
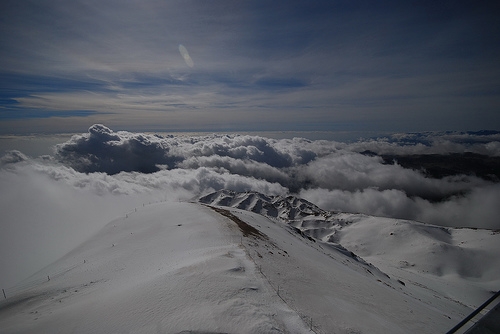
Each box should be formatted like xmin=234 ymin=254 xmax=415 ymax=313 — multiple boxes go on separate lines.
xmin=51 ymin=125 xmax=500 ymax=229
xmin=2 ymin=125 xmax=500 ymax=287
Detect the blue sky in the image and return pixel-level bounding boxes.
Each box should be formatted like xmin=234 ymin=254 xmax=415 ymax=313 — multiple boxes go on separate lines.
xmin=0 ymin=0 xmax=499 ymax=134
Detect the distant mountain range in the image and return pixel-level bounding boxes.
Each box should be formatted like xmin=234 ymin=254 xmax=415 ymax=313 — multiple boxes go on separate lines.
xmin=376 ymin=152 xmax=500 ymax=181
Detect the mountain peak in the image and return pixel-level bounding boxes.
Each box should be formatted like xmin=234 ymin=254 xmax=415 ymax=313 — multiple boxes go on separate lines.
xmin=199 ymin=190 xmax=331 ymax=222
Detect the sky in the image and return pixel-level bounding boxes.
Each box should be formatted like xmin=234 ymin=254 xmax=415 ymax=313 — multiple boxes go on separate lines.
xmin=1 ymin=0 xmax=500 ymax=294
xmin=1 ymin=0 xmax=499 ymax=134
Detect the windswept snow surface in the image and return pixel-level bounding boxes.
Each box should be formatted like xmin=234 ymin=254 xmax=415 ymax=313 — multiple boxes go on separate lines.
xmin=200 ymin=190 xmax=500 ymax=332
xmin=2 ymin=199 xmax=497 ymax=333
xmin=0 ymin=202 xmax=310 ymax=334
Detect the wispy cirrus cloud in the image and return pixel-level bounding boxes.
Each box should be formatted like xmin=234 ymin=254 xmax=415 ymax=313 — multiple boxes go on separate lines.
xmin=1 ymin=1 xmax=499 ymax=133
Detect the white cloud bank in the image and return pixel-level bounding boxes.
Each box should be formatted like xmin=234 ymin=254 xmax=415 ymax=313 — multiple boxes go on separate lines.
xmin=1 ymin=125 xmax=500 ymax=287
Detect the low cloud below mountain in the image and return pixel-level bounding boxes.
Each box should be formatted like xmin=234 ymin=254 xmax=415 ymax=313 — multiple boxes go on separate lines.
xmin=1 ymin=125 xmax=500 ymax=288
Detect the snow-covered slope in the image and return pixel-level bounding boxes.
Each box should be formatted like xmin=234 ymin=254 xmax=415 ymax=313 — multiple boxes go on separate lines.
xmin=1 ymin=196 xmax=498 ymax=333
xmin=200 ymin=190 xmax=500 ymax=309
xmin=0 ymin=202 xmax=310 ymax=334
xmin=199 ymin=189 xmax=332 ymax=221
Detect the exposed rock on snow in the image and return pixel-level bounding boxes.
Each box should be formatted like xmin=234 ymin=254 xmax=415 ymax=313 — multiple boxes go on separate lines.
xmin=199 ymin=189 xmax=331 ymax=222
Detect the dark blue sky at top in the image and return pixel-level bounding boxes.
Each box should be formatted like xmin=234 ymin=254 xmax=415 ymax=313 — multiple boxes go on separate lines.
xmin=0 ymin=0 xmax=499 ymax=134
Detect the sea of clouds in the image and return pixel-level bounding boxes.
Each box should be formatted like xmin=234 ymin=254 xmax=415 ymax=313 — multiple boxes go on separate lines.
xmin=1 ymin=124 xmax=499 ymax=287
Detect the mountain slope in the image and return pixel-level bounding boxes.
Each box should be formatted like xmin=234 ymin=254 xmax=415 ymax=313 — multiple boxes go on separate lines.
xmin=215 ymin=206 xmax=472 ymax=333
xmin=0 ymin=202 xmax=310 ymax=334
xmin=199 ymin=190 xmax=500 ymax=309
xmin=1 ymin=197 xmax=497 ymax=333
xmin=199 ymin=189 xmax=332 ymax=221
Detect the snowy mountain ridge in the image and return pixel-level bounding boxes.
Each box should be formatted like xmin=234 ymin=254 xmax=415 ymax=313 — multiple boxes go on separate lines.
xmin=1 ymin=192 xmax=498 ymax=333
xmin=199 ymin=189 xmax=500 ymax=308
xmin=199 ymin=189 xmax=333 ymax=222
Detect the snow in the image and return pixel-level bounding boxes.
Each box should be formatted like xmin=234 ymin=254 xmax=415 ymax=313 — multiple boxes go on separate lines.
xmin=200 ymin=191 xmax=499 ymax=302
xmin=224 ymin=207 xmax=471 ymax=333
xmin=330 ymin=214 xmax=500 ymax=307
xmin=0 ymin=202 xmax=310 ymax=333
xmin=1 ymin=198 xmax=499 ymax=333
